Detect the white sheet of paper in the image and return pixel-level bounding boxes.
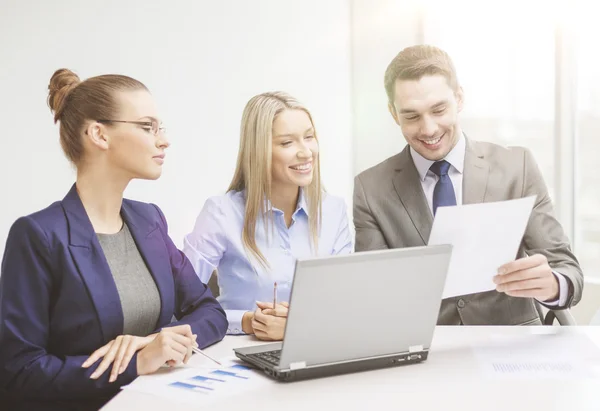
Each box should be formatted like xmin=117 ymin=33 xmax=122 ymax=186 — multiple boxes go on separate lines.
xmin=428 ymin=196 xmax=536 ymax=298
xmin=473 ymin=331 xmax=600 ymax=379
xmin=121 ymin=356 xmax=271 ymax=406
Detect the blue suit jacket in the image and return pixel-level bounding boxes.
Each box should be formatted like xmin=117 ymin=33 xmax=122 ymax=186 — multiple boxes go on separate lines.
xmin=0 ymin=185 xmax=228 ymax=410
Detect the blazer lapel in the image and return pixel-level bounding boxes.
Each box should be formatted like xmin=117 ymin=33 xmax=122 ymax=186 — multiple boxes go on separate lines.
xmin=121 ymin=203 xmax=173 ymax=329
xmin=463 ymin=138 xmax=490 ymax=205
xmin=392 ymin=146 xmax=433 ymax=244
xmin=62 ymin=184 xmax=124 ymax=342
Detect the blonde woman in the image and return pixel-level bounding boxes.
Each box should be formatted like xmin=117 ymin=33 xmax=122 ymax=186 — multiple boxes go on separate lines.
xmin=183 ymin=92 xmax=353 ymax=341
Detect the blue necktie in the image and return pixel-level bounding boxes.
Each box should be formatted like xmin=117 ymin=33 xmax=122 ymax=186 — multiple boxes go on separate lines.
xmin=429 ymin=160 xmax=456 ymax=216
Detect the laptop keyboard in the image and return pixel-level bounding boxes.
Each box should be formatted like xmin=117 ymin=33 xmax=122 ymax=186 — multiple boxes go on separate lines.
xmin=250 ymin=349 xmax=281 ymax=365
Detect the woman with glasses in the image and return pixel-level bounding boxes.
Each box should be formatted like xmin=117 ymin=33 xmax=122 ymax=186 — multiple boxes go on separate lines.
xmin=183 ymin=91 xmax=353 ymax=341
xmin=0 ymin=69 xmax=227 ymax=411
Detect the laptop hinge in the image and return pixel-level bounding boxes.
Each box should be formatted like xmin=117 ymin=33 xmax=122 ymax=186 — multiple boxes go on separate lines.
xmin=289 ymin=361 xmax=307 ymax=370
xmin=409 ymin=344 xmax=424 ymax=353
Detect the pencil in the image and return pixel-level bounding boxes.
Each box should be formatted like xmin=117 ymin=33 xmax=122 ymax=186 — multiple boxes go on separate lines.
xmin=191 ymin=346 xmax=222 ymax=366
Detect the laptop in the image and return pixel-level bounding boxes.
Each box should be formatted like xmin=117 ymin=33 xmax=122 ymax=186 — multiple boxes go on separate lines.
xmin=233 ymin=244 xmax=452 ymax=382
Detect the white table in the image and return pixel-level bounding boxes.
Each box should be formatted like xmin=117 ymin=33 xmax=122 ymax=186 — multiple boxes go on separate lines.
xmin=103 ymin=326 xmax=600 ymax=411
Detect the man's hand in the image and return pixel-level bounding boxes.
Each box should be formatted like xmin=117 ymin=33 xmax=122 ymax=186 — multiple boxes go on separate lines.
xmin=494 ymin=254 xmax=559 ymax=302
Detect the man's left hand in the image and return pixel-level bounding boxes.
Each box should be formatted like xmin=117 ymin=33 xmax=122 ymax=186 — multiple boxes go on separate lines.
xmin=494 ymin=254 xmax=559 ymax=302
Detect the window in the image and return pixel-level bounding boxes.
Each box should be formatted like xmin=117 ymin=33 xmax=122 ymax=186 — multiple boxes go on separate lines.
xmin=422 ymin=4 xmax=600 ymax=280
xmin=575 ymin=20 xmax=600 ymax=281
xmin=422 ymin=4 xmax=556 ymax=198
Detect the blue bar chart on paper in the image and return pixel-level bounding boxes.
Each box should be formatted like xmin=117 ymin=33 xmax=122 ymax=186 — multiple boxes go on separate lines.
xmin=169 ymin=363 xmax=253 ymax=393
xmin=122 ymin=357 xmax=271 ymax=406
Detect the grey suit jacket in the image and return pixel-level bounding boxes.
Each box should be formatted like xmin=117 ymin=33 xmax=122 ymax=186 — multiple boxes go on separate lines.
xmin=353 ymin=139 xmax=583 ymax=325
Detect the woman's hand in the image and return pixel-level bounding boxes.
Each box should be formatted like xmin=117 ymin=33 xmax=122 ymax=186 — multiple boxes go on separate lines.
xmin=136 ymin=325 xmax=198 ymax=376
xmin=83 ymin=334 xmax=156 ymax=382
xmin=82 ymin=324 xmax=197 ymax=381
xmin=242 ymin=311 xmax=255 ymax=334
xmin=256 ymin=301 xmax=289 ymax=315
xmin=251 ymin=301 xmax=289 ymax=341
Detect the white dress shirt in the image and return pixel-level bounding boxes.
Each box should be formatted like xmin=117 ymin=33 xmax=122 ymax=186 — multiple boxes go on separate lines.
xmin=409 ymin=134 xmax=567 ymax=307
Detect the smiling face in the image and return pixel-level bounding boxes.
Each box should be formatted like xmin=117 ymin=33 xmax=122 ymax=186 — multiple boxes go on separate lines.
xmin=389 ymin=74 xmax=463 ymax=161
xmin=270 ymin=108 xmax=318 ymax=191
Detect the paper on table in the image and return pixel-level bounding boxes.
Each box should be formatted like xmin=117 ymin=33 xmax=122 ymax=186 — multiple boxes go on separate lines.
xmin=428 ymin=196 xmax=535 ymax=298
xmin=121 ymin=356 xmax=271 ymax=406
xmin=473 ymin=331 xmax=600 ymax=379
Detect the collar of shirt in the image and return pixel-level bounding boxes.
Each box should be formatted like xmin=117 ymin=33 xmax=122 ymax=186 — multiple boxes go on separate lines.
xmin=262 ymin=188 xmax=309 ymax=219
xmin=410 ymin=133 xmax=466 ymax=181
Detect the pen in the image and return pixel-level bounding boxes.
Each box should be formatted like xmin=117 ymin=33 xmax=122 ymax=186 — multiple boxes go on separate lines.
xmin=191 ymin=346 xmax=222 ymax=366
xmin=273 ymin=281 xmax=278 ymax=309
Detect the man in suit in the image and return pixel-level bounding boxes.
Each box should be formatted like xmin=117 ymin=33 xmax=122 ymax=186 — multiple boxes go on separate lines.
xmin=353 ymin=44 xmax=583 ymax=325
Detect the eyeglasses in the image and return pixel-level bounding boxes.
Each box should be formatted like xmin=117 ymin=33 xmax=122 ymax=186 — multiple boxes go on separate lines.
xmin=97 ymin=119 xmax=166 ymax=136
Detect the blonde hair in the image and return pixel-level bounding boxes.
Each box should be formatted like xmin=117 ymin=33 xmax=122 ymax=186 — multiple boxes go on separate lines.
xmin=384 ymin=45 xmax=459 ymax=105
xmin=228 ymin=91 xmax=322 ymax=268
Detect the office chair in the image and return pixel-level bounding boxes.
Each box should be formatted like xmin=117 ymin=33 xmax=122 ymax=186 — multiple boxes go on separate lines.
xmin=542 ymin=309 xmax=577 ymax=325
xmin=207 ymin=270 xmax=220 ymax=298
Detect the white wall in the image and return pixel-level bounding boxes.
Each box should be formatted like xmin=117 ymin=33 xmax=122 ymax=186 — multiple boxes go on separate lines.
xmin=0 ymin=0 xmax=353 ymax=254
xmin=350 ymin=0 xmax=421 ymax=175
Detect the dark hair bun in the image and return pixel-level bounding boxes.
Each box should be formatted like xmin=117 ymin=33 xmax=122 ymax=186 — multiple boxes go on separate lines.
xmin=48 ymin=68 xmax=81 ymax=122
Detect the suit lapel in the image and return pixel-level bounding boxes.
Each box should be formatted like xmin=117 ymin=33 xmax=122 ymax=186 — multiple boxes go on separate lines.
xmin=462 ymin=138 xmax=490 ymax=205
xmin=63 ymin=185 xmax=174 ymax=340
xmin=392 ymin=147 xmax=433 ymax=244
xmin=121 ymin=203 xmax=173 ymax=329
xmin=62 ymin=184 xmax=124 ymax=342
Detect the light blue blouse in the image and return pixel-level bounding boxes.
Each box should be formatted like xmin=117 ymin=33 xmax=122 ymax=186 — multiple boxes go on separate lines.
xmin=183 ymin=190 xmax=353 ymax=334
